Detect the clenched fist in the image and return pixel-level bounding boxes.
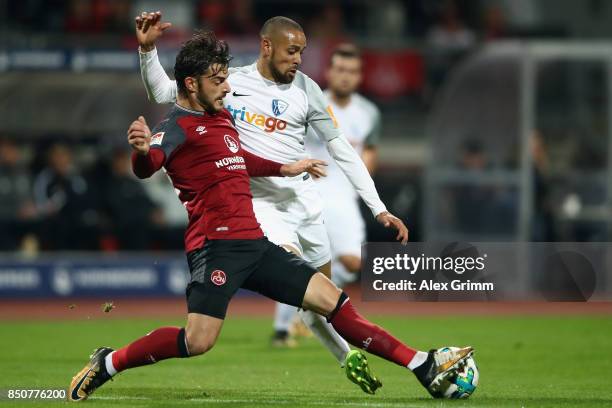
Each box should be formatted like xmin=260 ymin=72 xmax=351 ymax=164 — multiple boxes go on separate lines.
xmin=127 ymin=116 xmax=151 ymax=155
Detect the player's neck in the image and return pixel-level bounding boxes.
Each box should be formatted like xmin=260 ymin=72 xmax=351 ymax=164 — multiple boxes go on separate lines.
xmin=256 ymin=59 xmax=277 ymax=83
xmin=177 ymin=95 xmax=205 ymax=114
xmin=330 ymin=92 xmax=352 ymax=108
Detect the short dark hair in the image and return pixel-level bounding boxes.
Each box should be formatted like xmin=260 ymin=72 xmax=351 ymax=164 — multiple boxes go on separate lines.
xmin=260 ymin=16 xmax=303 ymax=38
xmin=329 ymin=43 xmax=361 ymax=66
xmin=174 ymin=30 xmax=232 ymax=96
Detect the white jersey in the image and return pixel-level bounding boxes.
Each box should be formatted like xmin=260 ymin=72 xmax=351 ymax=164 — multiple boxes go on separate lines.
xmin=225 ymin=63 xmax=313 ymax=164
xmin=139 ymin=49 xmax=387 ymax=217
xmin=305 ymin=91 xmax=381 ymax=200
xmin=224 ymin=63 xmax=334 ymax=204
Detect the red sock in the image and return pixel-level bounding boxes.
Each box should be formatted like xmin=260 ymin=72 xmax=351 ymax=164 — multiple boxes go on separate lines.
xmin=330 ymin=298 xmax=416 ymax=367
xmin=112 ymin=326 xmax=188 ymax=372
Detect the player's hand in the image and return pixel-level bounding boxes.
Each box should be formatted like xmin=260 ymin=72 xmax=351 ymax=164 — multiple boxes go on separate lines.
xmin=280 ymin=159 xmax=327 ymax=178
xmin=127 ymin=116 xmax=151 ymax=155
xmin=135 ymin=11 xmax=172 ymax=52
xmin=376 ymin=211 xmax=409 ymax=245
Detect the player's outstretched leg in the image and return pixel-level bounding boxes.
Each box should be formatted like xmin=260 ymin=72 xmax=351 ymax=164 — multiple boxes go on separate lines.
xmin=68 ymin=326 xmax=190 ymax=401
xmin=329 ymin=292 xmax=473 ymax=396
xmin=302 ymin=273 xmax=474 ymax=397
xmin=68 ymin=315 xmax=222 ymax=402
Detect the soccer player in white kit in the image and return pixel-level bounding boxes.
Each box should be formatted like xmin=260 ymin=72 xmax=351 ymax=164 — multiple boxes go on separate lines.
xmin=135 ymin=12 xmax=408 ymax=394
xmin=275 ymin=44 xmax=379 ymax=337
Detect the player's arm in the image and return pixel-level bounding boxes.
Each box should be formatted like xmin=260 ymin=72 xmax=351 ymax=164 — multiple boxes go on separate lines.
xmin=242 ymin=149 xmax=327 ymax=178
xmin=128 ymin=115 xmax=185 ymax=179
xmin=135 ymin=11 xmax=177 ymax=103
xmin=128 ymin=116 xmax=164 ymax=178
xmin=304 ymin=77 xmax=408 ymax=243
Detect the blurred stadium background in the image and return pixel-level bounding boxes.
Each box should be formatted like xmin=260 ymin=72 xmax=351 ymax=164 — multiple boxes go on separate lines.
xmin=3 ymin=0 xmax=612 ymax=297
xmin=4 ymin=0 xmax=612 ymax=253
xmin=2 ymin=1 xmax=612 ymax=406
xmin=1 ymin=0 xmax=612 ymax=299
xmin=2 ymin=0 xmax=612 ymax=302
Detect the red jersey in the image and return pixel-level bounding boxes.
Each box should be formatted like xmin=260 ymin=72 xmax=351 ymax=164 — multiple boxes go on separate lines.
xmin=132 ymin=104 xmax=283 ymax=252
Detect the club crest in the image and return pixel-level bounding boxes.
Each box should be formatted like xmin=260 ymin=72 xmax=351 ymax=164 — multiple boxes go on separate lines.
xmin=272 ymin=99 xmax=289 ymax=116
xmin=211 ymin=270 xmax=227 ymax=286
xmin=224 ymin=134 xmax=240 ymax=153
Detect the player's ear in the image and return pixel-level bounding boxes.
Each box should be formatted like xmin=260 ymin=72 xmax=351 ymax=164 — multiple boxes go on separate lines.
xmin=185 ymin=77 xmax=197 ymax=93
xmin=261 ymin=37 xmax=272 ymax=58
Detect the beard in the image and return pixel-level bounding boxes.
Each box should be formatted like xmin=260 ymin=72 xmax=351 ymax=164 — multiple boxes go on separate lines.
xmin=268 ymin=60 xmax=294 ymax=84
xmin=197 ymin=93 xmax=221 ymax=114
xmin=196 ymin=80 xmax=223 ymax=114
xmin=196 ymin=79 xmax=225 ymax=114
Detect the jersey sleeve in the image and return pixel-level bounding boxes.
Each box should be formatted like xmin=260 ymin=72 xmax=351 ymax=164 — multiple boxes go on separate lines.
xmin=299 ymin=75 xmax=387 ymax=217
xmin=139 ymin=47 xmax=178 ymax=104
xmin=149 ymin=118 xmax=187 ymax=164
xmin=302 ymin=75 xmax=343 ymax=143
xmin=132 ymin=148 xmax=165 ymax=179
xmin=242 ymin=149 xmax=283 ymax=177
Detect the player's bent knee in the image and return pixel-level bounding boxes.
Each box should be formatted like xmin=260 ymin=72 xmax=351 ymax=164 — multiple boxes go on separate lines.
xmin=185 ymin=329 xmax=217 ymax=355
xmin=319 ymin=290 xmax=342 ymax=316
xmin=184 ymin=313 xmax=223 ymax=356
xmin=302 ymin=272 xmax=342 ymax=316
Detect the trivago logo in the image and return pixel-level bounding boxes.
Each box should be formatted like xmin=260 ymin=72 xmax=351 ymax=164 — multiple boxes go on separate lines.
xmin=226 ymin=105 xmax=287 ymax=133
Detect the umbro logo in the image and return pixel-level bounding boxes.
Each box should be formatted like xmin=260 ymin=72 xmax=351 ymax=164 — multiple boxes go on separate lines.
xmin=232 ymin=91 xmax=250 ymax=97
xmin=196 ymin=126 xmax=207 ymax=135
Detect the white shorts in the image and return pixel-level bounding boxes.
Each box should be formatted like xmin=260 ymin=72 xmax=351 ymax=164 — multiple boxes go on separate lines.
xmin=252 ymin=174 xmax=331 ymax=268
xmin=323 ymin=196 xmax=365 ymax=259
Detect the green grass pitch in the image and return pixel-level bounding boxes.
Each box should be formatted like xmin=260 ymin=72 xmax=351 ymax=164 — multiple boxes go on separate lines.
xmin=0 ymin=316 xmax=611 ymax=407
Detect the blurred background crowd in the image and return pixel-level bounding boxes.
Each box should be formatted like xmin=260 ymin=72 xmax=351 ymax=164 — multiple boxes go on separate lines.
xmin=1 ymin=0 xmax=556 ymax=40
xmin=2 ymin=0 xmax=612 ymax=254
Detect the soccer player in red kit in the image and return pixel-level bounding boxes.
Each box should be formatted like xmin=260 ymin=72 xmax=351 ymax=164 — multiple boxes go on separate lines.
xmin=68 ymin=31 xmax=473 ymax=402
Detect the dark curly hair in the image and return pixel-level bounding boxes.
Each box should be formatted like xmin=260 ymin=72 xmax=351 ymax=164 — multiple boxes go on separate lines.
xmin=174 ymin=30 xmax=232 ymax=96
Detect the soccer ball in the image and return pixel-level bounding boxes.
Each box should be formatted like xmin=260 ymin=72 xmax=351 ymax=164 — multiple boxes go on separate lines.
xmin=437 ymin=347 xmax=479 ymax=399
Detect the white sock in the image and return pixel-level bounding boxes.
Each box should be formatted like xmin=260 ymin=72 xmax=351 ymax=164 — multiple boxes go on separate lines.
xmin=299 ymin=309 xmax=350 ymax=366
xmin=104 ymin=352 xmax=118 ymax=376
xmin=274 ymin=302 xmax=298 ymax=332
xmin=407 ymin=351 xmax=429 ymax=371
